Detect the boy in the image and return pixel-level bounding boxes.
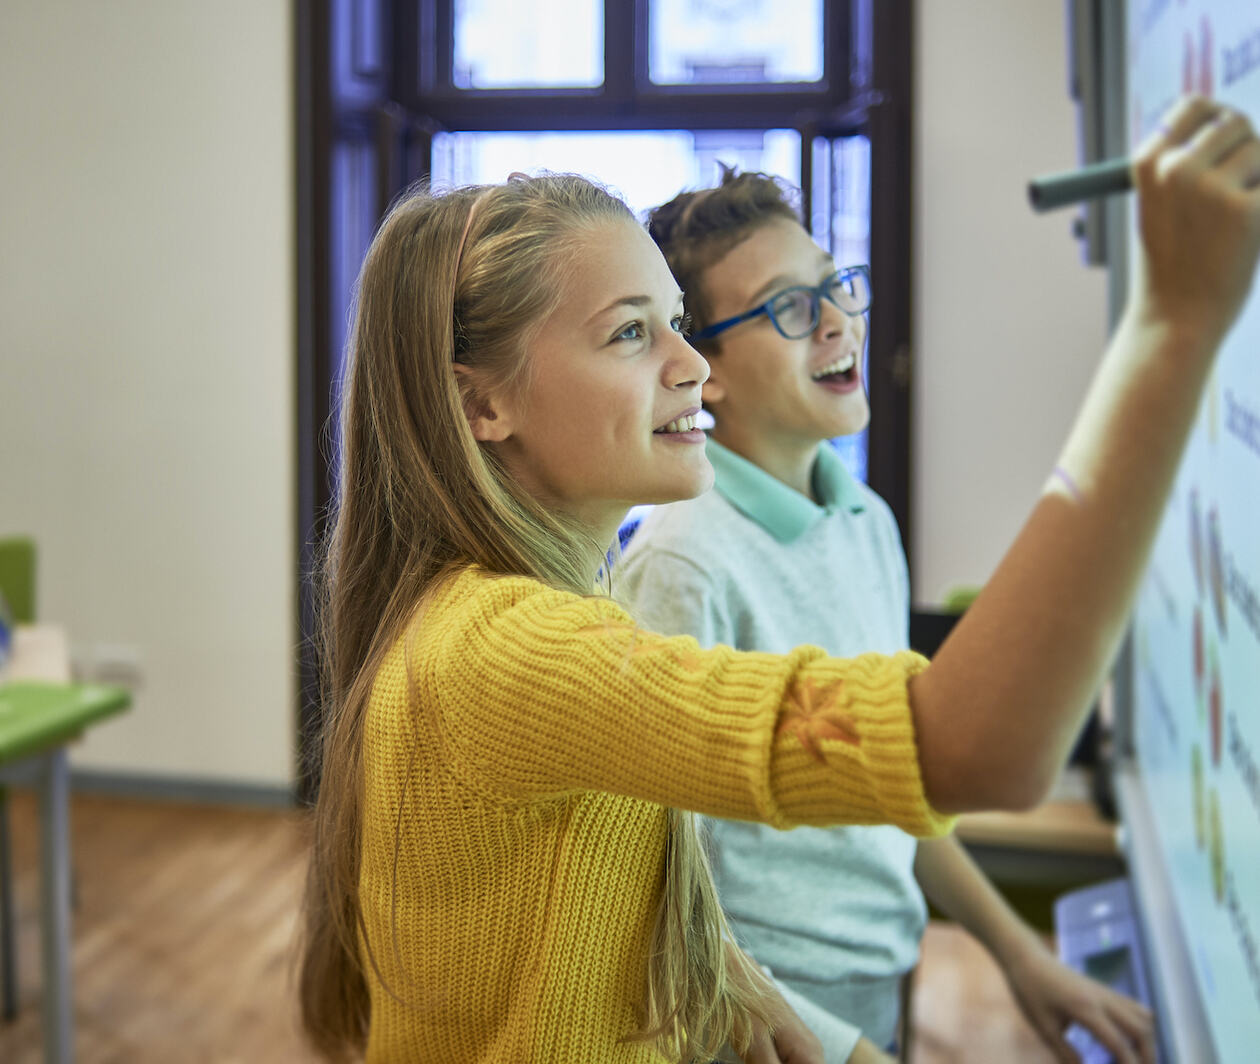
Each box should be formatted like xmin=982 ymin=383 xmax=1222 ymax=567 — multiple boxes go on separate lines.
xmin=619 ymin=171 xmax=1152 ymax=1064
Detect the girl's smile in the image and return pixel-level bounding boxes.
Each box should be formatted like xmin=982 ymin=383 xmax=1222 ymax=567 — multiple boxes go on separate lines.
xmin=475 ymin=217 xmax=714 ymax=543
xmin=652 ymin=405 xmax=706 ymax=442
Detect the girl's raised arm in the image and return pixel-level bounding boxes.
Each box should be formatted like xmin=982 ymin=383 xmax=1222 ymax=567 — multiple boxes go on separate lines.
xmin=910 ymin=96 xmax=1260 ymax=813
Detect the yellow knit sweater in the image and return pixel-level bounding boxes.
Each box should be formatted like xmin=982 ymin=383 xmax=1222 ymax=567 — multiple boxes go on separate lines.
xmin=359 ymin=567 xmax=953 ymax=1062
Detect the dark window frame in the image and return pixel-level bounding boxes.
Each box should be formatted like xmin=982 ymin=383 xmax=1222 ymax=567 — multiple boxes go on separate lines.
xmin=396 ymin=0 xmax=850 ymax=126
xmin=295 ymin=0 xmax=914 ymax=799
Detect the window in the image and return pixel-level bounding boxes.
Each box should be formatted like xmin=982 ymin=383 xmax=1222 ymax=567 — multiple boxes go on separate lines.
xmin=297 ymin=0 xmax=914 ymax=797
xmin=432 ymin=129 xmax=801 ymax=219
xmin=649 ymin=0 xmax=825 ymax=86
xmin=393 ymin=1 xmax=874 ymax=485
xmin=453 ymin=0 xmax=603 ymax=88
xmin=812 ymin=133 xmax=871 ymax=481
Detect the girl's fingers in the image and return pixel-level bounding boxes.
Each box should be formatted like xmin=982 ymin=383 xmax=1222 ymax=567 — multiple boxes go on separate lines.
xmin=1142 ymin=94 xmax=1221 ymax=154
xmin=1076 ymin=1010 xmax=1140 ymax=1064
xmin=1069 ymin=982 xmax=1154 ymax=1064
xmin=1106 ymin=996 xmax=1157 ymax=1064
xmin=1219 ymin=135 xmax=1260 ymax=190
xmin=1132 ymin=96 xmax=1260 ymax=336
xmin=1026 ymin=1009 xmax=1081 ymax=1064
xmin=1038 ymin=1027 xmax=1078 ymax=1064
xmin=741 ymin=1028 xmax=784 ymax=1064
xmin=1183 ymin=109 xmax=1258 ymax=174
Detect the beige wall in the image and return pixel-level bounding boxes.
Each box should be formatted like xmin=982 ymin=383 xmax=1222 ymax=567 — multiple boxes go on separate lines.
xmin=0 ymin=0 xmax=1107 ymax=784
xmin=0 ymin=1 xmax=295 ymax=788
xmin=912 ymin=0 xmax=1110 ymax=604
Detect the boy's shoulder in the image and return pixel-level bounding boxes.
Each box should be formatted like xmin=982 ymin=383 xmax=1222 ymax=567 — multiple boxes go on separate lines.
xmin=624 ymin=475 xmax=901 ymax=559
xmin=849 ymin=477 xmax=901 ymax=535
xmin=621 ymin=490 xmax=752 ymax=574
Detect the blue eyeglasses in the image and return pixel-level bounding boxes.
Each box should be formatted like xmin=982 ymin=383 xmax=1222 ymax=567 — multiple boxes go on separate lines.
xmin=692 ymin=265 xmax=872 ymax=343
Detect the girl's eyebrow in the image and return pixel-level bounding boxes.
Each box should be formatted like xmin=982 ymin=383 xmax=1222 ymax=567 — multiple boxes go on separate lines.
xmin=587 ymin=290 xmax=685 ymax=325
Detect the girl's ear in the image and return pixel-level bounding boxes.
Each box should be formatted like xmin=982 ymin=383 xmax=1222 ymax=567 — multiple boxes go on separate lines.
xmin=453 ymin=363 xmax=514 ymax=443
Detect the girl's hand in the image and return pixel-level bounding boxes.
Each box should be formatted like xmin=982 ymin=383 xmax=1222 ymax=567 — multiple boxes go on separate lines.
xmin=844 ymin=1036 xmax=897 ymax=1064
xmin=1132 ymin=95 xmax=1260 ymax=348
xmin=737 ymin=985 xmax=824 ymax=1064
xmin=1003 ymin=941 xmax=1155 ymax=1064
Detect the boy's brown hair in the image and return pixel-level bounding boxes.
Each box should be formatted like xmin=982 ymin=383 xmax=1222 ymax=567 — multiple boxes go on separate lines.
xmin=647 ymin=168 xmax=801 ymax=345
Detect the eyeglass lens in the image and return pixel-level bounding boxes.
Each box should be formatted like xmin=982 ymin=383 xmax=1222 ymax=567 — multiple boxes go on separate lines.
xmin=769 ymin=270 xmax=871 ymax=339
xmin=828 ymin=270 xmax=871 ymax=313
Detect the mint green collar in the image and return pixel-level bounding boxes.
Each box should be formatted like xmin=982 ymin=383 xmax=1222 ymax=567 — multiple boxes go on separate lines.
xmin=706 ymin=436 xmax=866 ymax=544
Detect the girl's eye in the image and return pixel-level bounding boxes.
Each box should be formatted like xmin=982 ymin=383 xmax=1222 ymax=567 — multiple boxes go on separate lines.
xmin=672 ymin=313 xmax=693 ymax=337
xmin=615 ymin=321 xmax=646 ymax=342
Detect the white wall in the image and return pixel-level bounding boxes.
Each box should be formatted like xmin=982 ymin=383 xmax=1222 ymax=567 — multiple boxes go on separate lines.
xmin=0 ymin=1 xmax=295 ymax=789
xmin=912 ymin=0 xmax=1110 ymax=604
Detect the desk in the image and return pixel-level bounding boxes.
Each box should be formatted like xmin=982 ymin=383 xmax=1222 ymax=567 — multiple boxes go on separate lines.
xmin=957 ymin=765 xmax=1119 ymax=857
xmin=0 ymin=625 xmax=130 ymax=1064
xmin=954 ymin=766 xmax=1123 ymax=931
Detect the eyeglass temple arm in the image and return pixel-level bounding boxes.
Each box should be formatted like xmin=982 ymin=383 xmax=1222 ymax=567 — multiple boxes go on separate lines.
xmin=693 ymin=267 xmax=869 ymax=340
xmin=692 ymin=303 xmax=769 ymax=341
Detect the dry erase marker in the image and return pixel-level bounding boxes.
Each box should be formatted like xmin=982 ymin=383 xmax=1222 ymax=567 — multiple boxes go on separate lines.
xmin=1028 ymin=158 xmax=1133 ymax=212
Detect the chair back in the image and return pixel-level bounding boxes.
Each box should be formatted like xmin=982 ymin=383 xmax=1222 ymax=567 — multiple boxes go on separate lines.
xmin=0 ymin=537 xmax=36 ymax=623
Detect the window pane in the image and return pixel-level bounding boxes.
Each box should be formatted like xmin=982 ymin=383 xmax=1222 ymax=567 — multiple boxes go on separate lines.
xmin=811 ymin=135 xmax=870 ymax=270
xmin=453 ymin=0 xmax=602 ymax=88
xmin=431 ymin=128 xmax=800 ymax=220
xmin=812 ymin=135 xmax=872 ymax=484
xmin=327 ymin=140 xmax=380 ymax=490
xmin=650 ymin=0 xmax=824 ymax=85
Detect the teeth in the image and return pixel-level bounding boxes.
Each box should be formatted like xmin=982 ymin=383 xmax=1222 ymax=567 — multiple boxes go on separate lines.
xmin=657 ymin=413 xmax=698 ymax=433
xmin=812 ymin=354 xmax=856 ymax=380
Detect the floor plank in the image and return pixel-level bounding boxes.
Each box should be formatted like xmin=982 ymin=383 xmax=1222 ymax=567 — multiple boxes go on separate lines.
xmin=908 ymin=921 xmax=1055 ymax=1063
xmin=0 ymin=791 xmax=1054 ymax=1062
xmin=0 ymin=791 xmax=313 ymax=1063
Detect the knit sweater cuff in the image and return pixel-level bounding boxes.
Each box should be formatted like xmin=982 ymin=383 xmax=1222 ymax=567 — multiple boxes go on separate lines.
xmin=769 ymin=650 xmax=956 ymax=838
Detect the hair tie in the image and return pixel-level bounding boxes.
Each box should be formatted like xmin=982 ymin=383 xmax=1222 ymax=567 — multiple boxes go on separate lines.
xmin=454 ymin=198 xmax=480 ymax=278
xmin=506 ymin=170 xmax=530 ymax=182
xmin=452 ymin=194 xmax=487 ymax=364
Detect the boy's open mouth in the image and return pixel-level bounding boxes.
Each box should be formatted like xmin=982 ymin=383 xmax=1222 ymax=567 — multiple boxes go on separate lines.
xmin=811 ymin=353 xmax=858 ymax=385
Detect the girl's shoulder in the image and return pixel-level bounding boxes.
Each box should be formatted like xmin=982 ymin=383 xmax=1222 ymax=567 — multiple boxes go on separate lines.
xmin=374 ymin=565 xmax=631 ymax=714
xmin=435 ymin=565 xmax=612 ymax=611
xmin=418 ymin=565 xmax=628 ymax=654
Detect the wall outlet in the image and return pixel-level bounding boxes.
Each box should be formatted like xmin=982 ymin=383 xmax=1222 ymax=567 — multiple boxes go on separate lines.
xmin=90 ymin=643 xmax=145 ymax=691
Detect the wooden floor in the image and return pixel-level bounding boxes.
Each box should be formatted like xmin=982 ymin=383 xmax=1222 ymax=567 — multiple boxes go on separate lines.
xmin=0 ymin=792 xmax=1057 ymax=1063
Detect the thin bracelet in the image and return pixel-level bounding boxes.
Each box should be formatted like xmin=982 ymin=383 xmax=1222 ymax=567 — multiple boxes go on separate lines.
xmin=1051 ymin=465 xmax=1084 ymax=503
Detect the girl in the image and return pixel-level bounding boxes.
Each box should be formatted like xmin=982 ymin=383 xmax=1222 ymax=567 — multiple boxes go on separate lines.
xmin=298 ymin=95 xmax=1260 ymax=1064
xmin=621 ymin=168 xmax=1151 ymax=1063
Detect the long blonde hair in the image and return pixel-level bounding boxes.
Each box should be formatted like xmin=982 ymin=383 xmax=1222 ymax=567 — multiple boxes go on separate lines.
xmin=297 ymin=174 xmax=774 ymax=1062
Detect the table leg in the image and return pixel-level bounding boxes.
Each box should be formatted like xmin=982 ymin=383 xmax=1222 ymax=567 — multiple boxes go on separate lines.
xmin=0 ymin=788 xmax=17 ymax=1020
xmin=37 ymin=750 xmax=72 ymax=1064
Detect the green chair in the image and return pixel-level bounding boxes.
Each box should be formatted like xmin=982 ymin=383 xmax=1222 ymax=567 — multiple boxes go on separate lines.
xmin=909 ymin=586 xmax=982 ymax=661
xmin=941 ymin=584 xmax=981 ymax=615
xmin=0 ymin=535 xmax=36 ymax=1022
xmin=0 ymin=537 xmax=36 ymax=625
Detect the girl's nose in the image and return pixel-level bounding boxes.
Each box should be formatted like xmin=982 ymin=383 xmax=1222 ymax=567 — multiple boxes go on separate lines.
xmin=665 ymin=331 xmax=710 ymax=389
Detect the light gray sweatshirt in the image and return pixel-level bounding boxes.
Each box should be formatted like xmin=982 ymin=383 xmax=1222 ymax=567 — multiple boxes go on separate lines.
xmin=618 ymin=438 xmax=927 ymax=1060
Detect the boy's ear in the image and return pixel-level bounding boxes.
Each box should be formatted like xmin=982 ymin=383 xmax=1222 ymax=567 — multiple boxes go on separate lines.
xmin=452 ymin=363 xmax=514 ymax=443
xmin=701 ymin=373 xmax=727 ymax=406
